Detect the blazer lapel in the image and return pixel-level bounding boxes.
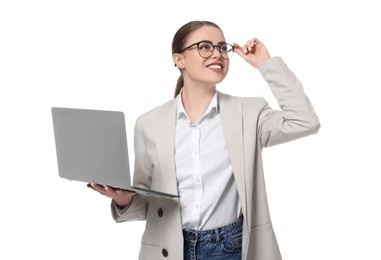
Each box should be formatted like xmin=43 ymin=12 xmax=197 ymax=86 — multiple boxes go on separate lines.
xmin=154 ymin=100 xmax=179 ymax=196
xmin=218 ymin=92 xmax=247 ymax=216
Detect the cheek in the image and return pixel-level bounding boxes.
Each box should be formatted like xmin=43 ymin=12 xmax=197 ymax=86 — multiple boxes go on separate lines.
xmin=225 ymin=62 xmax=230 ymax=72
xmin=186 ymin=58 xmax=207 ymax=72
xmin=184 ymin=51 xmax=204 ymax=64
xmin=222 ymin=62 xmax=230 ymax=76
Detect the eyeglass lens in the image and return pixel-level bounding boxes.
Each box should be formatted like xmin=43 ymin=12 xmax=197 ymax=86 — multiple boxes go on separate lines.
xmin=198 ymin=42 xmax=233 ymax=59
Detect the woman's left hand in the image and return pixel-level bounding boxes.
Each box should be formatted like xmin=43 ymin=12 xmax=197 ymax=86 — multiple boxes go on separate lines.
xmin=233 ymin=38 xmax=270 ymax=69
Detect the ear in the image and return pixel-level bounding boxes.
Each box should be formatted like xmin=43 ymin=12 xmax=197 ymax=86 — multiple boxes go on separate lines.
xmin=173 ymin=53 xmax=184 ymax=69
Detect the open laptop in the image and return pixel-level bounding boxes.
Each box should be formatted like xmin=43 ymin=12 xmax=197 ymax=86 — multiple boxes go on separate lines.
xmin=51 ymin=107 xmax=179 ymax=198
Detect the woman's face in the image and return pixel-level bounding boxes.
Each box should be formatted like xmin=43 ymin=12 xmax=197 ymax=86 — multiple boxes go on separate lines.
xmin=179 ymin=25 xmax=230 ymax=87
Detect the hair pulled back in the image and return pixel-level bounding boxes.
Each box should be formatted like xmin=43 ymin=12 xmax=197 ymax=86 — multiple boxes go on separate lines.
xmin=172 ymin=21 xmax=222 ymax=97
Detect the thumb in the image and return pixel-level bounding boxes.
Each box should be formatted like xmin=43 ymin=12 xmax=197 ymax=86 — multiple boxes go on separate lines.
xmin=233 ymin=43 xmax=246 ymax=58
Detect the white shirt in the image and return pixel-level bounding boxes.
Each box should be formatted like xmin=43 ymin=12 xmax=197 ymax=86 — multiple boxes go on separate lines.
xmin=175 ymin=91 xmax=241 ymax=230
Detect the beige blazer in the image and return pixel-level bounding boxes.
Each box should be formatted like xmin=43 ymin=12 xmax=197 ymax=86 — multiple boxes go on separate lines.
xmin=111 ymin=57 xmax=320 ymax=260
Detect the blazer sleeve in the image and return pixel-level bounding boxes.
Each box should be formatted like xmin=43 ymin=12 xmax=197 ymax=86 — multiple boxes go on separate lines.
xmin=258 ymin=56 xmax=320 ymax=147
xmin=111 ymin=116 xmax=150 ymax=222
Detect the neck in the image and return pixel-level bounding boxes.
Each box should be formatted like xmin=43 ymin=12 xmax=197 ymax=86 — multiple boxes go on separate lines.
xmin=181 ymin=85 xmax=216 ymax=124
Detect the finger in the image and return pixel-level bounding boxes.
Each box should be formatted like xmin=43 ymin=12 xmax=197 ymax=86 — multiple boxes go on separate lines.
xmin=95 ymin=185 xmax=118 ymax=198
xmin=104 ymin=185 xmax=118 ymax=195
xmin=233 ymin=43 xmax=246 ymax=57
xmin=104 ymin=186 xmax=133 ymax=197
xmin=241 ymin=44 xmax=249 ymax=54
xmin=253 ymin=38 xmax=262 ymax=45
xmin=115 ymin=189 xmax=136 ymax=197
xmin=253 ymin=38 xmax=266 ymax=50
xmin=87 ymin=183 xmax=113 ymax=198
xmin=247 ymin=40 xmax=253 ymax=52
xmin=87 ymin=183 xmax=95 ymax=190
xmin=88 ymin=183 xmax=104 ymax=192
xmin=235 ymin=39 xmax=256 ymax=54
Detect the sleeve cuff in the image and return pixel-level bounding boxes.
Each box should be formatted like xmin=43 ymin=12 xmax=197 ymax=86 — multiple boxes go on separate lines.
xmin=258 ymin=56 xmax=288 ymax=77
xmin=111 ymin=199 xmax=133 ymax=215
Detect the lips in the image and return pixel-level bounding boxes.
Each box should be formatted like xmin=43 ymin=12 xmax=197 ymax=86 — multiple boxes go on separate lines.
xmin=206 ymin=63 xmax=223 ymax=70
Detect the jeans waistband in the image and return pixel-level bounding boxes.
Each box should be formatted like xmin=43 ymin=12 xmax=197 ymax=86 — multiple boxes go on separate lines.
xmin=183 ymin=215 xmax=243 ymax=243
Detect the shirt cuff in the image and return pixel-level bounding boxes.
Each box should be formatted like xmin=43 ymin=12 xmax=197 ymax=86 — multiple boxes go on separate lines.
xmin=112 ymin=199 xmax=133 ymax=215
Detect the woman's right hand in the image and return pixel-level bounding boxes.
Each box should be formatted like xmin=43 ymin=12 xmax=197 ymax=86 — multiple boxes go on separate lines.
xmin=87 ymin=183 xmax=135 ymax=208
xmin=233 ymin=38 xmax=270 ymax=69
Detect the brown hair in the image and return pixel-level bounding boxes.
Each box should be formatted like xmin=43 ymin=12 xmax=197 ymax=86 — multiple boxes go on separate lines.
xmin=172 ymin=21 xmax=222 ymax=98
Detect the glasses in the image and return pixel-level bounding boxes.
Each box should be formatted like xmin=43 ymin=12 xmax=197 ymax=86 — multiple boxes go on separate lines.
xmin=179 ymin=40 xmax=234 ymax=60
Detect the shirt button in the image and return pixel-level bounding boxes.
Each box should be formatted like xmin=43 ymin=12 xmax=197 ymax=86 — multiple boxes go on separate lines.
xmin=158 ymin=208 xmax=163 ymax=217
xmin=162 ymin=249 xmax=168 ymax=257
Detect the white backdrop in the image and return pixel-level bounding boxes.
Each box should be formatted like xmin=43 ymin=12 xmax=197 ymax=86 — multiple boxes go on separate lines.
xmin=1 ymin=0 xmax=380 ymax=259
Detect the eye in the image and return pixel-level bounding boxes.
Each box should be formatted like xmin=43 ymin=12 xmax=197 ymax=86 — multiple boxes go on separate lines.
xmin=219 ymin=44 xmax=228 ymax=52
xmin=198 ymin=42 xmax=213 ymax=51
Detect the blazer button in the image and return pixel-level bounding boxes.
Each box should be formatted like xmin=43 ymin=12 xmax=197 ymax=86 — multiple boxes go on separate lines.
xmin=158 ymin=208 xmax=163 ymax=217
xmin=162 ymin=249 xmax=168 ymax=257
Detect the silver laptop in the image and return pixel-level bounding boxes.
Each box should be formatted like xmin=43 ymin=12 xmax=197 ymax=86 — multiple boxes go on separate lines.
xmin=51 ymin=107 xmax=179 ymax=198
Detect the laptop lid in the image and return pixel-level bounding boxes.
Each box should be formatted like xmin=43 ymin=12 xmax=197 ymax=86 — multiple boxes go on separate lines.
xmin=51 ymin=107 xmax=179 ymax=198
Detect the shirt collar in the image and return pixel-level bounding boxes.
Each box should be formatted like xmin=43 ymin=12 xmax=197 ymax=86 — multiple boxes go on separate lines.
xmin=176 ymin=89 xmax=219 ymax=123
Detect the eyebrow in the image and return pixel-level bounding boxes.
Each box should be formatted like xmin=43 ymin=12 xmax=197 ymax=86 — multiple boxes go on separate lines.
xmin=200 ymin=40 xmax=227 ymax=45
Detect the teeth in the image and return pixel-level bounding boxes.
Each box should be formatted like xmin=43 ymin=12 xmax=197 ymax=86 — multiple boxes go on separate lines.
xmin=208 ymin=64 xmax=222 ymax=69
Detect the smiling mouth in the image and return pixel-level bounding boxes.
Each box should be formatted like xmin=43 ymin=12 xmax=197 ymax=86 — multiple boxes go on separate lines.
xmin=207 ymin=64 xmax=223 ymax=69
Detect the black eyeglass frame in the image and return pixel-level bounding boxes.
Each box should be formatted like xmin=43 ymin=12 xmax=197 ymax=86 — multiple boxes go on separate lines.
xmin=178 ymin=40 xmax=235 ymax=60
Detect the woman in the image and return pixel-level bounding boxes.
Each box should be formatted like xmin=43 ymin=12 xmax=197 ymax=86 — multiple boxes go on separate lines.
xmin=89 ymin=20 xmax=320 ymax=260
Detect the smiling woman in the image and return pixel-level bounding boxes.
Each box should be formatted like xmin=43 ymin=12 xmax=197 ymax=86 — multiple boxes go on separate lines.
xmin=2 ymin=0 xmax=381 ymax=259
xmin=87 ymin=20 xmax=320 ymax=260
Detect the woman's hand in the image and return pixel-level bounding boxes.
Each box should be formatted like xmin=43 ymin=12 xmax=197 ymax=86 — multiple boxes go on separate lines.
xmin=87 ymin=183 xmax=135 ymax=208
xmin=233 ymin=38 xmax=270 ymax=69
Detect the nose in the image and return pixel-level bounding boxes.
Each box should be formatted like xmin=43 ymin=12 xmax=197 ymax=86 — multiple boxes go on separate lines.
xmin=211 ymin=46 xmax=223 ymax=59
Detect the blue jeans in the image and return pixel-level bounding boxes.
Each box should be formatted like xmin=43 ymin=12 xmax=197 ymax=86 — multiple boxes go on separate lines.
xmin=183 ymin=215 xmax=243 ymax=260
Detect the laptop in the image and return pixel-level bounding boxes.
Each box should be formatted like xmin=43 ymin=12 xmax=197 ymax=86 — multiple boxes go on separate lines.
xmin=51 ymin=107 xmax=179 ymax=198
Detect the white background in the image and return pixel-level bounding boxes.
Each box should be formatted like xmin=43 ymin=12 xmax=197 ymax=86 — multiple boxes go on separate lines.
xmin=1 ymin=0 xmax=380 ymax=259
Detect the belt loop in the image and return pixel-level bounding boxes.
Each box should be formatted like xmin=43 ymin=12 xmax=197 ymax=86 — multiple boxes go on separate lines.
xmin=214 ymin=228 xmax=220 ymax=242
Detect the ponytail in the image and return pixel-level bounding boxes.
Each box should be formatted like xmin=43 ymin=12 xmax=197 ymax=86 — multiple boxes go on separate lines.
xmin=172 ymin=21 xmax=221 ymax=98
xmin=174 ymin=74 xmax=184 ymax=98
